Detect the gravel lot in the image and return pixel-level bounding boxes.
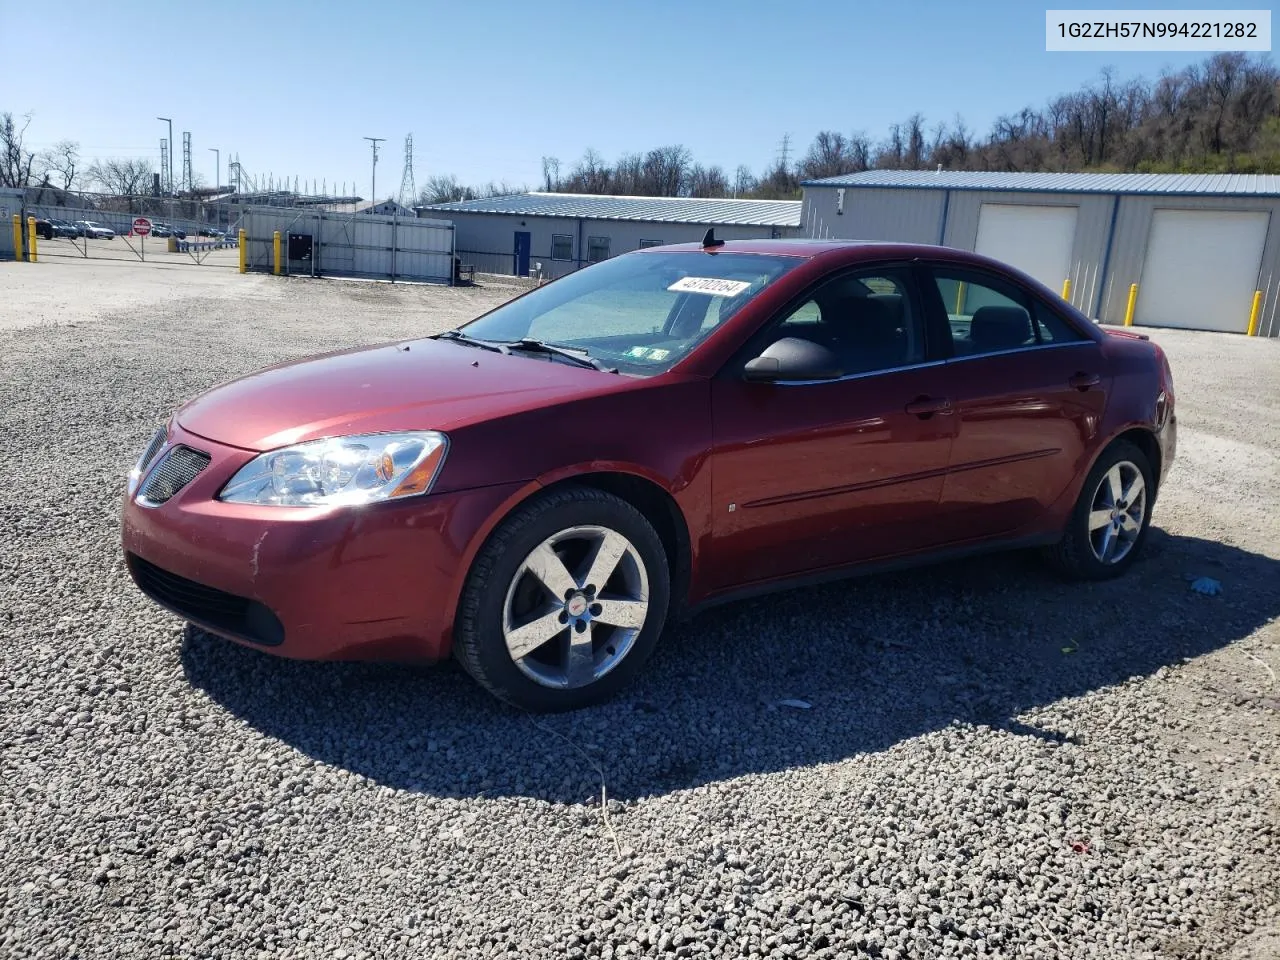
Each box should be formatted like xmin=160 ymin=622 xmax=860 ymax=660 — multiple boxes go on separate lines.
xmin=2 ymin=258 xmax=1278 ymax=960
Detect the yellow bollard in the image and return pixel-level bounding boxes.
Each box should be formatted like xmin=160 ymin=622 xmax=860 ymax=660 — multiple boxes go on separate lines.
xmin=12 ymin=215 xmax=22 ymax=261
xmin=953 ymin=281 xmax=966 ymax=315
xmin=239 ymin=228 xmax=247 ymax=274
xmin=1246 ymin=289 xmax=1263 ymax=336
xmin=26 ymin=216 xmax=38 ymax=263
xmin=1061 ymin=277 xmax=1072 ymax=302
xmin=1123 ymin=283 xmax=1138 ymax=327
xmin=272 ymin=230 xmax=282 ymax=276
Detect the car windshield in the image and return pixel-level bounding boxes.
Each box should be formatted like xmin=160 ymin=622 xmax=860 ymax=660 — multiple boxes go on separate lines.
xmin=455 ymin=251 xmax=801 ymax=376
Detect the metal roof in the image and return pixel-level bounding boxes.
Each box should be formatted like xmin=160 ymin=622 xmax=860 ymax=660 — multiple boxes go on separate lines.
xmin=416 ymin=192 xmax=802 ymax=227
xmin=801 ymin=170 xmax=1280 ymax=197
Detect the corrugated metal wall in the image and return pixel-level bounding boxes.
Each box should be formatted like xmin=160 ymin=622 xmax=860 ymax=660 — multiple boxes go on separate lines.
xmin=801 ymin=187 xmax=946 ymax=243
xmin=0 ymin=188 xmax=23 ymax=259
xmin=449 ymin=212 xmax=789 ymax=278
xmin=802 ymin=184 xmax=1280 ymax=334
xmin=242 ymin=207 xmax=455 ymax=283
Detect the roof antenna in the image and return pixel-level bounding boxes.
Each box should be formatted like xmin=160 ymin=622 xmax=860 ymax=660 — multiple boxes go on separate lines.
xmin=701 ymin=227 xmax=725 ymax=248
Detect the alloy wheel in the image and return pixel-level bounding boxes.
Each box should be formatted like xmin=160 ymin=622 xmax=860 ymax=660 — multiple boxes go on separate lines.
xmin=1088 ymin=460 xmax=1147 ymax=565
xmin=502 ymin=525 xmax=650 ymax=689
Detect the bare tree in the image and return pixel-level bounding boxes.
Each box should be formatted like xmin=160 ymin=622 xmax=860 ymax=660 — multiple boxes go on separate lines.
xmin=567 ymin=148 xmax=612 ymax=194
xmin=640 ymin=145 xmax=691 ymax=196
xmin=0 ymin=111 xmax=36 ymax=187
xmin=612 ymin=152 xmax=644 ymax=194
xmin=419 ymin=174 xmax=471 ymax=203
xmin=798 ymin=131 xmax=867 ymax=180
xmin=87 ymin=157 xmax=154 ymax=196
xmin=733 ymin=164 xmax=757 ymax=197
xmin=39 ymin=139 xmax=80 ymax=191
xmin=686 ymin=163 xmax=729 ymax=198
xmin=540 ymin=156 xmax=561 ymax=192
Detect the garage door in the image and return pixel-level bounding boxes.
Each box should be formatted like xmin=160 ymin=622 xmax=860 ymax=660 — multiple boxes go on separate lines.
xmin=974 ymin=203 xmax=1078 ymax=292
xmin=1136 ymin=209 xmax=1270 ymax=333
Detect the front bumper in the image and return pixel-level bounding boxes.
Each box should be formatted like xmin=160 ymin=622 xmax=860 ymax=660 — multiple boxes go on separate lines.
xmin=120 ymin=422 xmax=525 ymax=662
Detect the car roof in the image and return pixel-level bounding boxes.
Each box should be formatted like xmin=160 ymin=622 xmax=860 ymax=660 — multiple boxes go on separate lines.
xmin=640 ymin=237 xmax=1056 ymax=285
xmin=647 ymin=237 xmax=999 ymax=264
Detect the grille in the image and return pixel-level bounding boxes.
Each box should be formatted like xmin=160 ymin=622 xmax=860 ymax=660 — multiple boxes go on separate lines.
xmin=127 ymin=554 xmax=285 ymax=646
xmin=138 ymin=428 xmax=167 ymax=472
xmin=140 ymin=446 xmax=211 ymax=504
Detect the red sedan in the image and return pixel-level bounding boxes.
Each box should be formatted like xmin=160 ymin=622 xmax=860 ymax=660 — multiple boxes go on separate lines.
xmin=122 ymin=238 xmax=1176 ymax=711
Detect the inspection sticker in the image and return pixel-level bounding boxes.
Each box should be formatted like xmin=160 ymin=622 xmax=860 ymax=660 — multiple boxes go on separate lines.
xmin=667 ymin=277 xmax=752 ymax=297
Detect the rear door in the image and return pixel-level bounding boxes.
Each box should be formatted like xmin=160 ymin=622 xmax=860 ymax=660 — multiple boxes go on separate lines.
xmin=921 ymin=263 xmax=1108 ymax=543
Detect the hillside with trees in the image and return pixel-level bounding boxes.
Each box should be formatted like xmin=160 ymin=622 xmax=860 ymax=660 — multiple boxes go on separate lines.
xmin=419 ymin=52 xmax=1280 ymax=203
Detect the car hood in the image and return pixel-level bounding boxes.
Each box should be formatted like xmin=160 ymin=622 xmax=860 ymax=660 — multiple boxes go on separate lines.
xmin=176 ymin=337 xmax=629 ymax=451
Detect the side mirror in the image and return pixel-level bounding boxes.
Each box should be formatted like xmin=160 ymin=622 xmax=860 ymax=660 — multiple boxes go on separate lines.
xmin=743 ymin=336 xmax=843 ymax=382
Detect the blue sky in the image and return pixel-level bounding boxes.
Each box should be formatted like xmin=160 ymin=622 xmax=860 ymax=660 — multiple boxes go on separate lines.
xmin=3 ymin=0 xmax=1269 ymax=198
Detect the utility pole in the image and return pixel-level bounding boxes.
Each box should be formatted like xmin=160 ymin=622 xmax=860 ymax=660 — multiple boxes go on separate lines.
xmin=363 ymin=136 xmax=385 ymax=210
xmin=157 ymin=117 xmax=173 ymax=194
xmin=208 ymin=148 xmax=220 ymax=191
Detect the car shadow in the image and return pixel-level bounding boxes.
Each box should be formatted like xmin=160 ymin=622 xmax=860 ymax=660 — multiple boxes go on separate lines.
xmin=180 ymin=528 xmax=1280 ymax=803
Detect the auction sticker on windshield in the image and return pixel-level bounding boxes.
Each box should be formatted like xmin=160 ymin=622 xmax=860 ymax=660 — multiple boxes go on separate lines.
xmin=667 ymin=277 xmax=753 ymax=296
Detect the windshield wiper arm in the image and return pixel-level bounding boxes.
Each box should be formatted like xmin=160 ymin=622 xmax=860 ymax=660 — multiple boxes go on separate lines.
xmin=434 ymin=329 xmax=510 ymax=353
xmin=502 ymin=338 xmax=618 ymax=373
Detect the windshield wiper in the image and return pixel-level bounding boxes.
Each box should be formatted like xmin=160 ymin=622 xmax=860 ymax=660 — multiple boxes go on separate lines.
xmin=434 ymin=329 xmax=511 ymax=353
xmin=501 ymin=338 xmax=618 ymax=373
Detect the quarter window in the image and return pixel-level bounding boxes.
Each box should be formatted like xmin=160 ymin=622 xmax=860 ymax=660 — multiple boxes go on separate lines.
xmin=551 ymin=235 xmax=573 ymax=261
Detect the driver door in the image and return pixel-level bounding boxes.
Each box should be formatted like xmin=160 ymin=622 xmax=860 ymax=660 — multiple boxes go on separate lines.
xmin=706 ymin=265 xmax=957 ymax=589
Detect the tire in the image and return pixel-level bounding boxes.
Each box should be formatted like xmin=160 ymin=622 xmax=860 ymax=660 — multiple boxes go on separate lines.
xmin=1044 ymin=439 xmax=1155 ymax=580
xmin=454 ymin=486 xmax=670 ymax=712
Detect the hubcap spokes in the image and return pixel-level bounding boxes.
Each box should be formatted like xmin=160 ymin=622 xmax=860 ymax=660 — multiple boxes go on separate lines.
xmin=503 ymin=525 xmax=649 ymax=689
xmin=1087 ymin=461 xmax=1146 ymax=564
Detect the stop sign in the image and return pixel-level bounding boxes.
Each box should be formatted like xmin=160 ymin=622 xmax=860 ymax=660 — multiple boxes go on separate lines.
xmin=133 ymin=217 xmax=152 ymax=236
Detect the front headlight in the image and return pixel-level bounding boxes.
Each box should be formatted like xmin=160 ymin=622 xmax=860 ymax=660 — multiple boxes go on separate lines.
xmin=218 ymin=431 xmax=449 ymax=507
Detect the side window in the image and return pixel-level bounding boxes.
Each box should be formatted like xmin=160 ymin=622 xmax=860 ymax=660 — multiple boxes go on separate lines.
xmin=767 ymin=269 xmax=925 ymax=375
xmin=932 ymin=269 xmax=1035 ymax=356
xmin=1032 ymin=301 xmax=1087 ymax=343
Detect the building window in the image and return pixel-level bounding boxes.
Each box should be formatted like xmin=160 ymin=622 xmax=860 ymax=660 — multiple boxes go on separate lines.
xmin=638 ymin=239 xmax=662 ymax=248
xmin=551 ymin=235 xmax=573 ymax=261
xmin=587 ymin=236 xmax=610 ymax=263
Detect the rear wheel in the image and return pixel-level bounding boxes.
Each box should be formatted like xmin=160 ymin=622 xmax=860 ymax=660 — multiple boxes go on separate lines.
xmin=1044 ymin=439 xmax=1154 ymax=580
xmin=454 ymin=487 xmax=670 ymax=712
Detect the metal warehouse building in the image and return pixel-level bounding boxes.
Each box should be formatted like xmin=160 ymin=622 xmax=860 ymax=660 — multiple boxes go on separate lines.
xmin=801 ymin=171 xmax=1280 ymax=336
xmin=417 ymin=192 xmax=801 ymax=280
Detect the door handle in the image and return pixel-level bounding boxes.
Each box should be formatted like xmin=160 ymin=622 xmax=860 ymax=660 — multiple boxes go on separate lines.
xmin=1068 ymin=372 xmax=1101 ymax=391
xmin=905 ymin=396 xmax=954 ymax=418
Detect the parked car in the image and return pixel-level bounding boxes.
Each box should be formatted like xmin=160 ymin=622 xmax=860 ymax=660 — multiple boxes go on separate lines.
xmin=121 ymin=238 xmax=1177 ymax=711
xmin=75 ymin=220 xmax=115 ymax=239
xmin=197 ymin=226 xmax=224 ymax=238
xmin=33 ymin=218 xmax=54 ymax=240
xmin=49 ymin=217 xmax=79 ymax=238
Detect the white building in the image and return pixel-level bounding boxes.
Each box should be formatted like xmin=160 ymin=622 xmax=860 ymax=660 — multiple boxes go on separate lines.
xmin=801 ymin=170 xmax=1280 ymax=335
xmin=416 ymin=192 xmax=801 ymax=280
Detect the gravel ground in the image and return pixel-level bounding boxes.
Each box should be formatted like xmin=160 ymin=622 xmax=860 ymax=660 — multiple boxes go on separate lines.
xmin=2 ymin=259 xmax=1278 ymax=960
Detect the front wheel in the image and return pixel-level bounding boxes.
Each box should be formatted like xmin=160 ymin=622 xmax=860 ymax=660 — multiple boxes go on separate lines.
xmin=454 ymin=487 xmax=670 ymax=712
xmin=1044 ymin=439 xmax=1154 ymax=580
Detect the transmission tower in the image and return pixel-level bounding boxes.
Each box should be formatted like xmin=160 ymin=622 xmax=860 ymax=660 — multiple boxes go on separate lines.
xmin=160 ymin=139 xmax=170 ymax=194
xmin=181 ymin=132 xmax=193 ymax=193
xmin=777 ymin=133 xmax=792 ymax=172
xmin=398 ymin=133 xmax=416 ymax=207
